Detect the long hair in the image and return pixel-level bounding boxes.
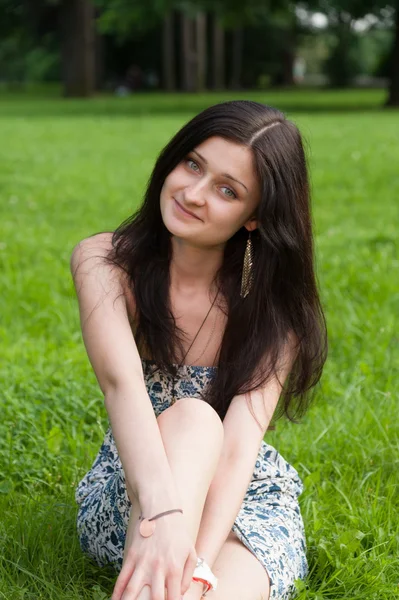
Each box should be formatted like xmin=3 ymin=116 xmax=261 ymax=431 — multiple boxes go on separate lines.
xmin=100 ymin=100 xmax=328 ymax=426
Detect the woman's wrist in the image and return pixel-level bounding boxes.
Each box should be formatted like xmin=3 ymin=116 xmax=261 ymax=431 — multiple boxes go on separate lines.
xmin=138 ymin=484 xmax=181 ymax=516
xmin=192 ymin=557 xmax=217 ymax=596
xmin=189 ymin=579 xmax=207 ymax=598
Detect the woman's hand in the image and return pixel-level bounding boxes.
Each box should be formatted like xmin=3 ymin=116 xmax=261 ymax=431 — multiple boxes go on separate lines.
xmin=182 ymin=580 xmax=205 ymax=600
xmin=111 ymin=511 xmax=198 ymax=600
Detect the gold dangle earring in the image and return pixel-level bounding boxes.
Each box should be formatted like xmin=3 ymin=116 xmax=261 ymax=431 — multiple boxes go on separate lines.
xmin=240 ymin=230 xmax=254 ymax=299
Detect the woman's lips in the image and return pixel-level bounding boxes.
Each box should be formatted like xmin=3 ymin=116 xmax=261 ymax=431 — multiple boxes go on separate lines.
xmin=174 ymin=198 xmax=201 ymax=220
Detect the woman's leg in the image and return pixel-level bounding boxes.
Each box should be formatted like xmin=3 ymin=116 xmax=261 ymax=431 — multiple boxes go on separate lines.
xmin=123 ymin=397 xmax=225 ymax=599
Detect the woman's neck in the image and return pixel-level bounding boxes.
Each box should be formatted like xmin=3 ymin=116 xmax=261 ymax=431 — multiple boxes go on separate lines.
xmin=169 ymin=236 xmax=224 ymax=296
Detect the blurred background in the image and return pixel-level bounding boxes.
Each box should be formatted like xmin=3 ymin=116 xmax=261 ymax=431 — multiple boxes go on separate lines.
xmin=1 ymin=2 xmax=398 ymax=599
xmin=0 ymin=0 xmax=398 ymax=104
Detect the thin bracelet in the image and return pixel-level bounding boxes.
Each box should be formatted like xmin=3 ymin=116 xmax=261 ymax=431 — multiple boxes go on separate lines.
xmin=138 ymin=508 xmax=183 ymax=537
xmin=139 ymin=508 xmax=183 ymax=522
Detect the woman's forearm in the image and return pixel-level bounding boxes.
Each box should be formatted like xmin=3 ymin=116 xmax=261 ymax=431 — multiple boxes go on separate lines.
xmin=194 ymin=452 xmax=255 ymax=568
xmin=70 ymin=237 xmax=180 ymax=517
xmin=105 ymin=378 xmax=181 ymax=515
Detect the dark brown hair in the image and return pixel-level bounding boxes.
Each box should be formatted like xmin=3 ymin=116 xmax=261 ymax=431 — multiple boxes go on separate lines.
xmin=100 ymin=100 xmax=328 ymax=427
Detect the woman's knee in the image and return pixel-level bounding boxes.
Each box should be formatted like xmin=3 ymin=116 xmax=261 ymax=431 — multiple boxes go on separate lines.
xmin=159 ymin=396 xmax=224 ymax=443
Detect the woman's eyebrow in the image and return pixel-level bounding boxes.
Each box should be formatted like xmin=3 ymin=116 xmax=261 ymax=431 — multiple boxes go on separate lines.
xmin=192 ymin=149 xmax=249 ymax=193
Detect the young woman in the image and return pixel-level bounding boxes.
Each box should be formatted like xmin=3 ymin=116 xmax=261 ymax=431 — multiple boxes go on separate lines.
xmin=70 ymin=100 xmax=327 ymax=600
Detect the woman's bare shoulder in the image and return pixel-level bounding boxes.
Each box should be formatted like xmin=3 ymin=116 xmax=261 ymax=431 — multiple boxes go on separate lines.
xmin=71 ymin=231 xmax=137 ymax=321
xmin=71 ymin=231 xmax=114 ymax=257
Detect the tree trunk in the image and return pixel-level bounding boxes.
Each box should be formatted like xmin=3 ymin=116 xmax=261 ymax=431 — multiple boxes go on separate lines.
xmin=181 ymin=12 xmax=194 ymax=91
xmin=281 ymin=48 xmax=295 ymax=86
xmin=196 ymin=12 xmax=207 ymax=91
xmin=280 ymin=9 xmax=299 ymax=86
xmin=327 ymin=12 xmax=354 ymax=88
xmin=163 ymin=12 xmax=176 ymax=91
xmin=386 ymin=4 xmax=399 ymax=107
xmin=212 ymin=15 xmax=225 ymax=90
xmin=60 ymin=0 xmax=95 ymax=97
xmin=230 ymin=28 xmax=243 ymax=89
xmin=94 ymin=27 xmax=104 ymax=91
xmin=179 ymin=10 xmax=208 ymax=92
xmin=281 ymin=28 xmax=296 ymax=86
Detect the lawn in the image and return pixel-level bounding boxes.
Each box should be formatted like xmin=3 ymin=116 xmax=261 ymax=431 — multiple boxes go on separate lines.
xmin=0 ymin=89 xmax=398 ymax=599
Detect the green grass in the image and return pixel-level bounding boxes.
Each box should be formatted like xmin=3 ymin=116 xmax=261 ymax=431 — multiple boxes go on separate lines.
xmin=0 ymin=90 xmax=398 ymax=599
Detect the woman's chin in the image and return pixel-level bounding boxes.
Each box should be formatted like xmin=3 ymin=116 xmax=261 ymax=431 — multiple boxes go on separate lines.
xmin=162 ymin=208 xmax=197 ymax=232
xmin=162 ymin=215 xmax=191 ymax=237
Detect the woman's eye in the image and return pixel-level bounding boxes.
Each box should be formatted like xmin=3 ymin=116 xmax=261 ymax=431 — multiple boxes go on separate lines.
xmin=221 ymin=186 xmax=236 ymax=199
xmin=187 ymin=159 xmax=200 ymax=172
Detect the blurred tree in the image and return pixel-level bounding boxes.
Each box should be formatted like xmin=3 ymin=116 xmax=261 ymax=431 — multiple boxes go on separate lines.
xmin=94 ymin=0 xmax=177 ymax=89
xmin=303 ymin=0 xmax=398 ymax=102
xmin=94 ymin=0 xmax=304 ymax=91
xmin=302 ymin=1 xmax=382 ymax=86
xmin=208 ymin=0 xmax=303 ymax=88
xmin=95 ymin=1 xmax=214 ymax=91
xmin=267 ymin=5 xmax=305 ymax=86
xmin=0 ymin=0 xmax=99 ymax=95
xmin=386 ymin=0 xmax=399 ymax=105
xmin=357 ymin=25 xmax=394 ymax=77
xmin=323 ymin=15 xmax=362 ymax=87
xmin=162 ymin=12 xmax=175 ymax=90
xmin=0 ymin=0 xmax=60 ymax=85
xmin=60 ymin=0 xmax=96 ymax=97
xmin=211 ymin=13 xmax=225 ymax=89
xmin=179 ymin=7 xmax=207 ymax=91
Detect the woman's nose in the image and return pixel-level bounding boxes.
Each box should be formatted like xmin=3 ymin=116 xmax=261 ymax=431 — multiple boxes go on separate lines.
xmin=184 ymin=179 xmax=207 ymax=204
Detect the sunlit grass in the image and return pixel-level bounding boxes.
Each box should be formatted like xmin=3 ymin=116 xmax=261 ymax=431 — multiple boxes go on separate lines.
xmin=0 ymin=91 xmax=398 ymax=598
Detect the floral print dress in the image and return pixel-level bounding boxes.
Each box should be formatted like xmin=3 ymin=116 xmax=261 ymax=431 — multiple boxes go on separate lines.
xmin=75 ymin=358 xmax=308 ymax=600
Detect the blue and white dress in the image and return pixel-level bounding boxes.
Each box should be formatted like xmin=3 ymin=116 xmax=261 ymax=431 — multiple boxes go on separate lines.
xmin=75 ymin=358 xmax=308 ymax=600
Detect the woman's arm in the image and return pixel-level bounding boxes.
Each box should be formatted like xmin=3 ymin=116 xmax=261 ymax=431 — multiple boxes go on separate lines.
xmin=195 ymin=338 xmax=298 ymax=567
xmin=70 ymin=233 xmax=180 ymax=514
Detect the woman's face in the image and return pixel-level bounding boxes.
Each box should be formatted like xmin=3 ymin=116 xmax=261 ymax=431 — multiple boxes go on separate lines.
xmin=160 ymin=136 xmax=261 ymax=247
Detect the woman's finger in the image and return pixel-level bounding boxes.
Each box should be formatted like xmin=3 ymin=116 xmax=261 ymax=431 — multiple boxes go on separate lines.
xmin=165 ymin=568 xmax=183 ymax=600
xmin=150 ymin=567 xmax=167 ymax=600
xmin=112 ymin=556 xmax=137 ymax=600
xmin=120 ymin=573 xmax=146 ymax=600
xmin=180 ymin=549 xmax=198 ymax=596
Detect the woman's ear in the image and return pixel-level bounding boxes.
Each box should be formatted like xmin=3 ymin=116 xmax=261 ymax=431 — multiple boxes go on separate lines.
xmin=243 ymin=216 xmax=258 ymax=232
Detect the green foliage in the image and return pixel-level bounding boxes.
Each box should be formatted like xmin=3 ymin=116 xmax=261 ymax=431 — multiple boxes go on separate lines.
xmin=304 ymin=0 xmax=392 ymax=23
xmin=0 ymin=0 xmax=60 ymax=84
xmin=24 ymin=44 xmax=60 ymax=82
xmin=93 ymin=0 xmax=171 ymax=40
xmin=92 ymin=0 xmax=293 ymax=36
xmin=0 ymin=90 xmax=398 ymax=598
xmin=357 ymin=28 xmax=394 ymax=77
xmin=301 ymin=0 xmax=397 ymax=85
xmin=323 ymin=28 xmax=363 ymax=86
xmin=373 ymin=28 xmax=395 ymax=78
xmin=0 ymin=34 xmax=60 ymax=83
xmin=0 ymin=35 xmax=27 ymax=81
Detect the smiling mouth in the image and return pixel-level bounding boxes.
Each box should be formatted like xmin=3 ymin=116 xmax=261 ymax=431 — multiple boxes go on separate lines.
xmin=174 ymin=198 xmax=201 ymax=220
